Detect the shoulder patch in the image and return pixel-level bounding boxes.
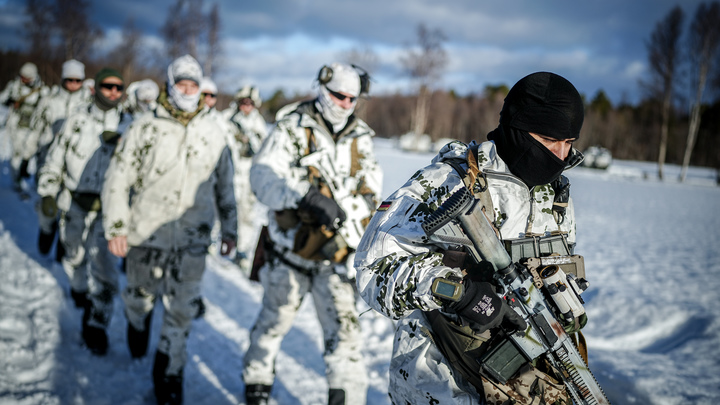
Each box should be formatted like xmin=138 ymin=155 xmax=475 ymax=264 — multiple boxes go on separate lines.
xmin=377 ymin=200 xmax=393 ymax=211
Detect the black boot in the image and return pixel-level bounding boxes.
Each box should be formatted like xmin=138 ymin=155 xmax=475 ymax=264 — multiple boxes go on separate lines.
xmin=37 ymin=223 xmax=57 ymax=255
xmin=127 ymin=311 xmax=153 ymax=358
xmin=55 ymin=236 xmax=65 ymax=263
xmin=70 ymin=289 xmax=89 ymax=309
xmin=245 ymin=384 xmax=272 ymax=405
xmin=82 ymin=307 xmax=108 ymax=356
xmin=328 ymin=388 xmax=346 ymax=405
xmin=191 ymin=296 xmax=206 ymax=319
xmin=153 ymin=351 xmax=183 ymax=405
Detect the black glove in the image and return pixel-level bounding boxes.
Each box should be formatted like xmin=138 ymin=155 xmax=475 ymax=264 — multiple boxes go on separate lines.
xmin=450 ymin=280 xmax=527 ymax=333
xmin=298 ymin=185 xmax=346 ymax=230
xmin=101 ymin=130 xmax=121 ymax=145
xmin=41 ymin=196 xmax=58 ymax=217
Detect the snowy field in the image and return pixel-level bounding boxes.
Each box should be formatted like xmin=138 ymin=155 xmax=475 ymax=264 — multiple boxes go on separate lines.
xmin=1 ymin=117 xmax=719 ymax=405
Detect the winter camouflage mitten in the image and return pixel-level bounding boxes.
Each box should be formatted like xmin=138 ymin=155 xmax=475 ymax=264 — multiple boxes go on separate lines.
xmin=450 ymin=280 xmax=527 ymax=333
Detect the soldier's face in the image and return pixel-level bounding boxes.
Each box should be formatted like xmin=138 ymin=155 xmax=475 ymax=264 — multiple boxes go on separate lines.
xmin=99 ymin=77 xmax=124 ymax=101
xmin=63 ymin=78 xmax=83 ymax=92
xmin=175 ymin=79 xmax=200 ymax=96
xmin=239 ymin=98 xmax=254 ymax=114
xmin=327 ymin=89 xmax=356 ymax=110
xmin=529 ymin=132 xmax=575 ymax=160
xmin=203 ymin=92 xmax=217 ymax=108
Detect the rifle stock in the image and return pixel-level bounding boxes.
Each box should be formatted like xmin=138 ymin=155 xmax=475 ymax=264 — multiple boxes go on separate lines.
xmin=423 ymin=187 xmax=611 ymax=405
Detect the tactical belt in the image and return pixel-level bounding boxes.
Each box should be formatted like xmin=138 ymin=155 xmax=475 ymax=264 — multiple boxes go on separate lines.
xmin=71 ymin=191 xmax=102 ymax=212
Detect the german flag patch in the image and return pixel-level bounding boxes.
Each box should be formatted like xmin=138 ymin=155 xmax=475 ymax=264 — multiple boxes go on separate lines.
xmin=377 ymin=200 xmax=393 ymax=211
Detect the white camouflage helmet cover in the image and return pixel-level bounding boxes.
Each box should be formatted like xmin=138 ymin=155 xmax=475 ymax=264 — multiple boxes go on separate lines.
xmin=324 ymin=62 xmax=360 ymax=97
xmin=136 ymin=79 xmax=159 ymax=102
xmin=20 ymin=62 xmax=38 ymax=80
xmin=200 ymin=77 xmax=218 ymax=94
xmin=61 ymin=59 xmax=85 ymax=80
xmin=234 ymin=85 xmax=261 ymax=107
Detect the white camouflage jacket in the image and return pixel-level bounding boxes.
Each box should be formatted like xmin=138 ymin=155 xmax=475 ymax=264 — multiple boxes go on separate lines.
xmin=223 ymin=107 xmax=268 ymax=156
xmin=0 ymin=77 xmax=49 ymax=129
xmin=250 ymin=100 xmax=383 ymax=252
xmin=27 ymin=86 xmax=91 ymax=158
xmin=354 ymin=140 xmax=577 ymax=403
xmin=102 ymin=105 xmax=237 ymax=250
xmin=38 ymin=102 xmax=131 ymax=212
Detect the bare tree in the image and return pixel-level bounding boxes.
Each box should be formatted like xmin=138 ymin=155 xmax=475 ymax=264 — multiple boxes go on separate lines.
xmin=400 ymin=23 xmax=448 ymax=141
xmin=161 ymin=0 xmax=186 ymax=60
xmin=53 ymin=0 xmax=102 ymax=61
xmin=340 ymin=46 xmax=379 ymax=73
xmin=680 ymin=1 xmax=720 ymax=181
xmin=185 ymin=0 xmax=205 ymax=59
xmin=204 ymin=3 xmax=221 ymax=76
xmin=23 ymin=0 xmax=55 ymax=60
xmin=646 ymin=6 xmax=684 ymax=180
xmin=162 ymin=0 xmax=215 ymax=69
xmin=105 ymin=18 xmax=145 ymax=82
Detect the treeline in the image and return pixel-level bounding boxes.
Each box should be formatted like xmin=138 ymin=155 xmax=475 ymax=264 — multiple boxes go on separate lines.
xmin=2 ymin=0 xmax=720 ymax=171
xmin=361 ymin=89 xmax=720 ymax=169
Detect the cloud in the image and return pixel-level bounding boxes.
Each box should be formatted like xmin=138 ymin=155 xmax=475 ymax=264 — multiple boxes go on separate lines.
xmin=0 ymin=0 xmax=709 ymax=105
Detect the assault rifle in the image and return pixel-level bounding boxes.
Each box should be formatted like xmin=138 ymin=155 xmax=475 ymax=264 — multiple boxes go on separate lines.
xmin=422 ymin=187 xmax=610 ymax=405
xmin=298 ymin=149 xmax=373 ymax=250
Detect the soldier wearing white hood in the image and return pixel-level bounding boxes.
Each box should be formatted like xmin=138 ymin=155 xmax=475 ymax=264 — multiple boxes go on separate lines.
xmin=222 ymin=85 xmax=268 ymax=266
xmin=242 ymin=63 xmax=382 ymax=405
xmin=123 ymin=79 xmax=160 ymax=118
xmin=0 ymin=62 xmax=50 ymax=191
xmin=102 ymin=55 xmax=237 ymax=405
xmin=38 ymin=67 xmax=131 ymax=356
xmin=30 ymin=59 xmax=91 ymax=256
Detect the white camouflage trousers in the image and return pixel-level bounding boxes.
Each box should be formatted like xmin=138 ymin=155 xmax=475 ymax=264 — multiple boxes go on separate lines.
xmin=242 ymin=261 xmax=368 ymax=404
xmin=234 ymin=157 xmax=258 ymax=253
xmin=123 ymin=245 xmax=206 ymax=376
xmin=60 ymin=202 xmax=116 ymax=310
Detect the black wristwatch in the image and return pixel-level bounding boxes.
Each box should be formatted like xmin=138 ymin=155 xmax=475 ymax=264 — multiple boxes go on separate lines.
xmin=431 ymin=277 xmax=464 ymax=302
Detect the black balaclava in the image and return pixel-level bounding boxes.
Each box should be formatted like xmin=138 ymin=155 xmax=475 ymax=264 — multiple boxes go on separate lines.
xmin=487 ymin=72 xmax=584 ymax=188
xmin=94 ymin=67 xmax=124 ymax=111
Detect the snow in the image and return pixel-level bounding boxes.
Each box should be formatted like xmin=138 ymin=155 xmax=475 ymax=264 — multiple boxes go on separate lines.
xmin=1 ymin=113 xmax=720 ymax=404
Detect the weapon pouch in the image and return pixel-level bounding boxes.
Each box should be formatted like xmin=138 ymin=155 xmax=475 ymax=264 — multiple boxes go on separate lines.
xmin=504 ymin=234 xmax=571 ymax=263
xmin=423 ymin=309 xmax=494 ymax=393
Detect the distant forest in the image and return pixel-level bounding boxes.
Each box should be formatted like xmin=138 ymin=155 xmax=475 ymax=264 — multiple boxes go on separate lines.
xmin=1 ymin=0 xmax=719 ymax=175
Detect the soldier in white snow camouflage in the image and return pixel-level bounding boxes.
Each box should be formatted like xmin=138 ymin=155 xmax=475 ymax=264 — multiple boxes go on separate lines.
xmin=30 ymin=59 xmax=91 ymax=256
xmin=242 ymin=63 xmax=382 ymax=405
xmin=222 ymin=85 xmax=269 ymax=264
xmin=38 ymin=67 xmax=130 ymax=356
xmin=355 ymin=72 xmax=587 ymax=405
xmin=102 ymin=55 xmax=237 ymax=405
xmin=0 ymin=62 xmax=50 ymax=191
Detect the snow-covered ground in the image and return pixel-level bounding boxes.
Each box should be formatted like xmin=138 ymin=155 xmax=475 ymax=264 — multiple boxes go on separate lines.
xmin=1 ymin=117 xmax=719 ymax=404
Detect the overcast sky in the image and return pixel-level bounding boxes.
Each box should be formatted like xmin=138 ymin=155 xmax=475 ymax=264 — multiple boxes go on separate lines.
xmin=0 ymin=0 xmax=707 ymax=105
